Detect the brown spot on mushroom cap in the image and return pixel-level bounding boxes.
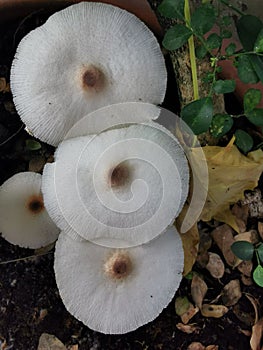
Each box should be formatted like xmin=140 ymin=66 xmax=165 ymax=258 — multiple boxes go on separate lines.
xmin=81 ymin=64 xmax=105 ymax=92
xmin=109 ymin=163 xmax=130 ymax=188
xmin=104 ymin=251 xmax=133 ymax=280
xmin=26 ymin=194 xmax=44 ymax=214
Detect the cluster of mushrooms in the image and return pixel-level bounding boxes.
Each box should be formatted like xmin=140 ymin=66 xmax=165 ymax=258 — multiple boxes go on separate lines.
xmin=0 ymin=2 xmax=190 ymax=334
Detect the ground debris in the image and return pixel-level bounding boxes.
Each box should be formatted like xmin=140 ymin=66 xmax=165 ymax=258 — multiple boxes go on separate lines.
xmin=37 ymin=333 xmax=66 ymax=350
xmin=231 ymin=203 xmax=249 ymax=233
xmin=191 ymin=274 xmax=208 ymax=309
xmin=205 ymin=252 xmax=225 ymax=278
xmin=201 ymin=304 xmax=228 ymax=318
xmin=250 ymin=318 xmax=263 ymax=350
xmin=176 ymin=323 xmax=200 ymax=334
xmin=211 ymin=224 xmax=236 ymax=266
xmin=221 ymin=279 xmax=242 ymax=306
xmin=242 ymin=189 xmax=263 ymax=218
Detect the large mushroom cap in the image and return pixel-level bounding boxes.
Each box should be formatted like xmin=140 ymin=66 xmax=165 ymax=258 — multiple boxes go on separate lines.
xmin=11 ymin=2 xmax=167 ymax=146
xmin=0 ymin=172 xmax=60 ymax=248
xmin=42 ymin=121 xmax=189 ymax=247
xmin=54 ymin=225 xmax=184 ymax=334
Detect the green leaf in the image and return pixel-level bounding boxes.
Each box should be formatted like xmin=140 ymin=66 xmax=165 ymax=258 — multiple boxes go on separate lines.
xmin=191 ymin=4 xmax=216 ymax=35
xmin=206 ymin=33 xmax=222 ymax=50
xmin=257 ymin=244 xmax=263 ymax=263
xmin=237 ymin=55 xmax=259 ymax=84
xmin=175 ymin=296 xmax=190 ymax=316
xmin=234 ymin=129 xmax=254 ymax=153
xmin=253 ymin=265 xmax=263 ymax=287
xmin=158 ymin=0 xmax=185 ymax=20
xmin=213 ymin=79 xmax=236 ymax=94
xmin=25 ymin=139 xmax=42 ymax=151
xmin=237 ymin=15 xmax=263 ymax=51
xmin=249 ymin=55 xmax=263 ymax=83
xmin=163 ymin=24 xmax=192 ymax=50
xmin=244 ymin=88 xmax=262 ymax=112
xmin=222 ymin=15 xmax=232 ymax=27
xmin=254 ymin=28 xmax=263 ymax=53
xmin=231 ymin=241 xmax=254 ymax=260
xmin=246 ymin=108 xmax=263 ymax=127
xmin=210 ymin=114 xmax=233 ymax=137
xmin=225 ymin=42 xmax=236 ymax=56
xmin=181 ymin=97 xmax=213 ymax=135
xmin=196 ymin=45 xmax=207 ymax=59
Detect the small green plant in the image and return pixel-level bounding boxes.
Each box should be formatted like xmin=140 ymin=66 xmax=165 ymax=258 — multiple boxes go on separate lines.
xmin=158 ymin=0 xmax=263 ymax=152
xmin=231 ymin=240 xmax=263 ymax=287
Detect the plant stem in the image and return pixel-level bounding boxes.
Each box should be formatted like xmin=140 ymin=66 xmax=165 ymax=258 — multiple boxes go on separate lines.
xmin=184 ymin=0 xmax=199 ymax=100
xmin=256 ymin=250 xmax=261 ymax=265
xmin=0 ymin=251 xmax=52 ymax=265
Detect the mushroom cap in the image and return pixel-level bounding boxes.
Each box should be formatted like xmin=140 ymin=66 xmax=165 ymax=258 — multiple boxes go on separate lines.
xmin=42 ymin=122 xmax=189 ymax=247
xmin=0 ymin=172 xmax=60 ymax=248
xmin=54 ymin=225 xmax=184 ymax=334
xmin=10 ymin=2 xmax=167 ymax=146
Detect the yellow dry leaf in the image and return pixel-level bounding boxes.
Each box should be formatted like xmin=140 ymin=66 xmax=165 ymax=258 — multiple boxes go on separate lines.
xmin=176 ymin=204 xmax=199 ymax=276
xmin=191 ymin=137 xmax=263 ymax=231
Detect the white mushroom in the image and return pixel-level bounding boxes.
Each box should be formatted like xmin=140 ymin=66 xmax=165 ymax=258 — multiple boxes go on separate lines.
xmin=0 ymin=172 xmax=60 ymax=248
xmin=42 ymin=122 xmax=189 ymax=247
xmin=10 ymin=2 xmax=167 ymax=146
xmin=54 ymin=225 xmax=184 ymax=334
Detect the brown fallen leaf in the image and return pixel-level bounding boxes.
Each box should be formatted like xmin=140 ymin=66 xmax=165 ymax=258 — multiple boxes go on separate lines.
xmin=187 ymin=342 xmax=205 ymax=350
xmin=231 ymin=203 xmax=249 ymax=233
xmin=176 ymin=322 xmax=199 ymax=334
xmin=241 ymin=274 xmax=253 ymax=286
xmin=206 ymin=252 xmax=225 ymax=279
xmin=181 ymin=304 xmax=199 ymax=324
xmin=176 ymin=204 xmax=200 ymax=276
xmin=211 ymin=224 xmax=236 ymax=266
xmin=205 ymin=346 xmax=219 ymax=350
xmin=191 ymin=275 xmax=208 ymax=309
xmin=258 ymin=222 xmax=263 ymax=240
xmin=221 ymin=279 xmax=242 ymax=306
xmin=196 ymin=229 xmax=212 ymax=268
xmin=233 ymin=304 xmax=255 ymax=326
xmin=68 ymin=346 xmax=78 ymax=350
xmin=201 ymin=304 xmax=228 ymax=318
xmin=196 ymin=137 xmax=263 ymax=231
xmin=234 ymin=230 xmax=259 ymax=245
xmin=250 ymin=318 xmax=263 ymax=350
xmin=245 ymin=294 xmax=260 ymax=324
xmin=238 ymin=260 xmax=253 ymax=277
xmin=37 ymin=333 xmax=66 ymax=350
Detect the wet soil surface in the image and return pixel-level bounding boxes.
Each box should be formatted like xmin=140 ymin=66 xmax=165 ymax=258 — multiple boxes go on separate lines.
xmin=0 ymin=9 xmax=262 ymax=350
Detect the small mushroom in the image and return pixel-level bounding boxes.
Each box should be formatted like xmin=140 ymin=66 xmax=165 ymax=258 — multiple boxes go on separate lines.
xmin=54 ymin=225 xmax=184 ymax=334
xmin=10 ymin=2 xmax=167 ymax=146
xmin=0 ymin=172 xmax=59 ymax=248
xmin=42 ymin=122 xmax=189 ymax=247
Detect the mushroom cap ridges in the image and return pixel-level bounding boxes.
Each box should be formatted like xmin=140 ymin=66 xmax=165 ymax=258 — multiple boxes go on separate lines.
xmin=54 ymin=226 xmax=184 ymax=334
xmin=10 ymin=2 xmax=167 ymax=146
xmin=0 ymin=172 xmax=60 ymax=248
xmin=42 ymin=122 xmax=189 ymax=247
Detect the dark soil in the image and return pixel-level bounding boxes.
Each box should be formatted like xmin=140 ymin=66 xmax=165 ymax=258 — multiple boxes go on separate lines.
xmin=0 ymin=8 xmax=262 ymax=350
